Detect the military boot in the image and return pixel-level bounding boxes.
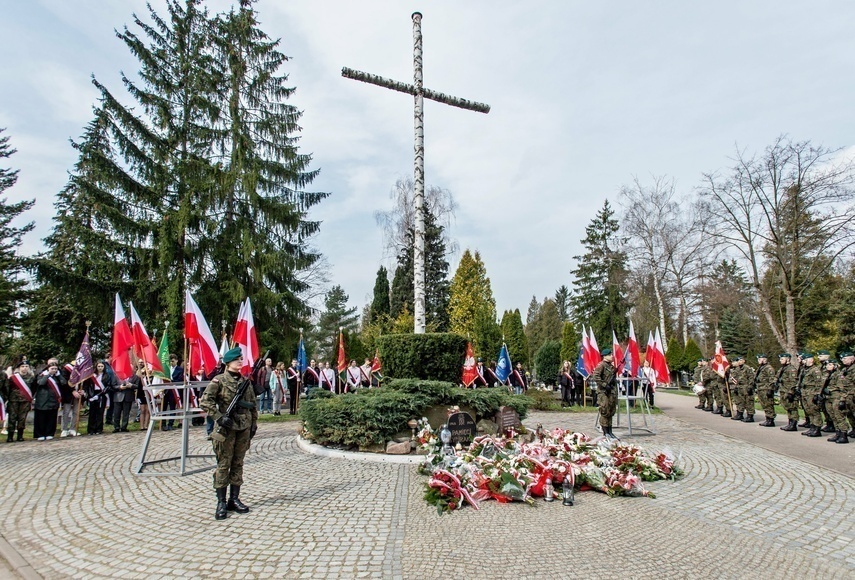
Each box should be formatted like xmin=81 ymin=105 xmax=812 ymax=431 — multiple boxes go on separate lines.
xmin=820 ymin=423 xmax=835 ymax=433
xmin=227 ymin=485 xmax=250 ymax=513
xmin=836 ymin=431 xmax=849 ymax=444
xmin=760 ymin=418 xmax=775 ymax=427
xmin=827 ymin=430 xmax=840 ymax=442
xmin=805 ymin=426 xmax=821 ymax=437
xmin=731 ymin=411 xmax=744 ymax=421
xmin=695 ymin=403 xmax=704 ymax=409
xmin=780 ymin=419 xmax=798 ymax=432
xmin=712 ymin=406 xmax=723 ymax=415
xmin=798 ymin=418 xmax=810 ymax=428
xmin=6 ymin=431 xmax=13 ymax=443
xmin=849 ymin=428 xmax=855 ymax=438
xmin=16 ymin=429 xmax=24 ymax=441
xmin=743 ymin=414 xmax=755 ymax=423
xmin=703 ymin=406 xmax=712 ymax=412
xmin=215 ymin=487 xmax=228 ymax=520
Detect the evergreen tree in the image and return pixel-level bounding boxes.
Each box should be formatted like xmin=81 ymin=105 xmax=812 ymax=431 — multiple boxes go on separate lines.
xmin=311 ymin=285 xmax=359 ymax=361
xmin=501 ymin=309 xmax=528 ymax=366
xmin=0 ymin=129 xmax=33 ymax=355
xmin=525 ymin=298 xmax=563 ymax=363
xmin=535 ymin=340 xmax=562 ymax=385
xmin=388 ymin=209 xmax=450 ymax=331
xmin=831 ymin=262 xmax=855 ymax=352
xmin=665 ymin=337 xmax=684 ymax=374
xmin=472 ymin=308 xmax=502 ymax=362
xmin=554 ymin=285 xmax=571 ymax=322
xmin=369 ymin=265 xmax=391 ymax=325
xmin=570 ymin=200 xmax=630 ymax=343
xmin=681 ymin=338 xmax=703 ymax=372
xmin=559 ymin=321 xmax=577 ymax=365
xmin=448 ymin=249 xmax=496 ymax=339
xmin=526 ymin=295 xmax=540 ymax=326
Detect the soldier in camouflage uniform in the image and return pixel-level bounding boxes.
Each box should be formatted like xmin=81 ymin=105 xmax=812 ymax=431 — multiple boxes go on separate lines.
xmin=201 ymin=347 xmax=259 ymax=520
xmin=816 ymin=350 xmax=836 ymax=433
xmin=592 ymin=349 xmax=618 ymax=439
xmin=753 ymin=354 xmax=777 ymax=427
xmin=798 ymin=352 xmax=824 ymax=437
xmin=826 ymin=350 xmax=853 ymax=444
xmin=795 ymin=354 xmax=811 ymax=429
xmin=708 ymin=359 xmax=729 ymax=416
xmin=702 ymin=361 xmax=718 ymax=412
xmin=778 ymin=353 xmax=801 ymax=431
xmin=693 ymin=359 xmax=710 ymax=410
xmin=730 ymin=355 xmax=754 ymax=422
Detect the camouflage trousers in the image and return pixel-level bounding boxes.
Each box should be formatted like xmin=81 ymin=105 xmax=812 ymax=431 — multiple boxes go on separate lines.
xmin=827 ymin=391 xmax=855 ymax=432
xmin=779 ymin=389 xmax=800 ymax=422
xmin=802 ymin=390 xmax=823 ymax=427
xmin=738 ymin=388 xmax=755 ymax=416
xmin=697 ymin=390 xmax=712 ymax=408
xmin=757 ymin=388 xmax=776 ymax=420
xmin=598 ymin=388 xmax=617 ymax=428
xmin=716 ymin=384 xmax=733 ymax=411
xmin=7 ymin=400 xmax=30 ymax=432
xmin=706 ymin=384 xmax=721 ymax=409
xmin=211 ymin=426 xmax=251 ymax=489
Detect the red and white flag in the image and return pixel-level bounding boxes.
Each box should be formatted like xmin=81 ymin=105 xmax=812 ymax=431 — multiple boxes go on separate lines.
xmin=462 ymin=342 xmax=478 ymax=387
xmin=626 ymin=320 xmax=641 ymax=377
xmin=653 ymin=328 xmax=670 ymax=384
xmin=128 ymin=302 xmax=164 ymax=374
xmin=185 ymin=291 xmax=220 ymax=376
xmin=612 ymin=330 xmax=625 ymax=374
xmin=232 ymin=298 xmax=259 ymax=375
xmin=711 ymin=340 xmax=729 ymax=378
xmin=581 ymin=325 xmax=593 ymax=373
xmin=111 ymin=294 xmax=135 ymax=381
xmin=588 ymin=327 xmax=602 ymax=369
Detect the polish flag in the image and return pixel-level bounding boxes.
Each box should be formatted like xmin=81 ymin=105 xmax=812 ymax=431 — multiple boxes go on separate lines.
xmin=653 ymin=328 xmax=670 ymax=384
xmin=626 ymin=321 xmax=641 ymax=377
xmin=612 ymin=330 xmax=625 ymax=374
xmin=128 ymin=303 xmax=164 ymax=374
xmin=111 ymin=294 xmax=135 ymax=380
xmin=233 ymin=298 xmax=259 ymax=375
xmin=711 ymin=340 xmax=729 ymax=378
xmin=581 ymin=325 xmax=593 ymax=374
xmin=645 ymin=331 xmax=657 ymax=378
xmin=184 ymin=291 xmax=219 ymax=376
xmin=588 ymin=327 xmax=602 ymax=368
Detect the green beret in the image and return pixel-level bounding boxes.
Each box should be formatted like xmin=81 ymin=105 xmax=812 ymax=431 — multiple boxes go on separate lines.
xmin=697 ymin=358 xmax=706 ymax=363
xmin=223 ymin=347 xmax=243 ymax=364
xmin=817 ymin=349 xmax=830 ymax=356
xmin=756 ymin=353 xmax=767 ymax=358
xmin=734 ymin=355 xmax=745 ymax=361
xmin=600 ymin=348 xmax=612 ymax=356
xmin=840 ymin=350 xmax=854 ymax=358
xmin=800 ymin=352 xmax=814 ymax=359
xmin=778 ymin=353 xmax=791 ymax=359
xmin=827 ymin=359 xmax=838 ymax=365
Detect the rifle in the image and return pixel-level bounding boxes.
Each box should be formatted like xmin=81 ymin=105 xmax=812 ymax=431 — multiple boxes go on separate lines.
xmin=211 ymin=351 xmax=269 ymax=443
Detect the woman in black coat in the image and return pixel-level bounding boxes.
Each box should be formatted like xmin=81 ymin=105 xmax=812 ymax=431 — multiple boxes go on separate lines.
xmin=83 ymin=361 xmax=117 ymax=435
xmin=34 ymin=361 xmax=65 ymax=440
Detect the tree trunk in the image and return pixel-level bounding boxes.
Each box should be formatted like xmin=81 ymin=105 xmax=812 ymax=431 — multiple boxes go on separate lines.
xmin=785 ymin=293 xmax=797 ymax=354
xmin=755 ymin=284 xmax=788 ymax=352
xmin=653 ymin=274 xmax=667 ymax=350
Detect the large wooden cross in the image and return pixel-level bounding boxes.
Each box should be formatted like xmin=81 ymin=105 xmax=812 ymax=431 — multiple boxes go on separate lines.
xmin=343 ymin=11 xmax=490 ymax=334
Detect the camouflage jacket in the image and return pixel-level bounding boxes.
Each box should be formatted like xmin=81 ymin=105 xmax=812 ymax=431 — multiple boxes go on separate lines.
xmin=799 ymin=364 xmax=824 ymax=395
xmin=200 ymin=370 xmax=258 ymax=431
xmin=829 ymin=363 xmax=854 ymax=395
xmin=753 ymin=363 xmax=776 ymax=392
xmin=776 ymin=364 xmax=798 ymax=395
xmin=592 ymin=360 xmax=616 ymax=391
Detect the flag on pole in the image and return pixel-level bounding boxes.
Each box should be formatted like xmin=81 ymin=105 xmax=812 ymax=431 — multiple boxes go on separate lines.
xmin=233 ymin=300 xmax=247 ymax=346
xmin=297 ymin=333 xmax=308 ymax=374
xmin=336 ymin=328 xmax=347 ymax=376
xmin=654 ymin=328 xmax=670 ymax=383
xmin=154 ymin=328 xmax=171 ymax=380
xmin=576 ymin=346 xmax=589 ymax=377
xmin=626 ymin=321 xmax=641 ymax=377
xmin=462 ymin=342 xmax=478 ymax=387
xmin=588 ymin=327 xmax=602 ymax=368
xmin=219 ymin=333 xmax=228 ymax=359
xmin=496 ymin=343 xmax=512 ymax=383
xmin=711 ymin=340 xmax=729 ymax=378
xmin=128 ymin=302 xmax=164 ymax=374
xmin=612 ymin=330 xmax=625 ymax=374
xmin=233 ymin=298 xmax=259 ymax=376
xmin=185 ymin=291 xmax=220 ymax=376
xmin=69 ymin=329 xmax=95 ymax=385
xmin=581 ymin=324 xmax=594 ymax=373
xmin=111 ymin=294 xmax=135 ymax=381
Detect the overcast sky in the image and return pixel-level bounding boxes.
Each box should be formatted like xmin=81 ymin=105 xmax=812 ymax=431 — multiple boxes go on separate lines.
xmin=2 ymin=1 xmax=854 ymax=318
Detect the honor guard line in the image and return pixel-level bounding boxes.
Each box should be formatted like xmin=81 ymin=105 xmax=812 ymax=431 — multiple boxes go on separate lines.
xmin=342 ymin=11 xmax=490 ymax=334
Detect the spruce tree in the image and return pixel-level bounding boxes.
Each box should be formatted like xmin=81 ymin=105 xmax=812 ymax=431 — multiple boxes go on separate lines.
xmin=0 ymin=129 xmax=33 ymax=355
xmin=448 ymin=249 xmax=496 ymax=339
xmin=559 ymin=321 xmax=578 ymax=365
xmin=665 ymin=337 xmax=684 ymax=373
xmin=312 ymin=285 xmax=359 ymax=361
xmin=473 ymin=308 xmax=502 ymax=362
xmin=682 ymin=338 xmax=703 ymax=371
xmin=570 ymin=200 xmax=631 ymax=343
xmin=554 ymin=285 xmax=571 ymax=322
xmin=535 ymin=340 xmax=562 ymax=384
xmin=526 ymin=298 xmax=563 ymax=363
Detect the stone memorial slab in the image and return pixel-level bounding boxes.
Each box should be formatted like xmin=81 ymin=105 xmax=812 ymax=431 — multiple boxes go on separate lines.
xmin=495 ymin=406 xmax=521 ymax=433
xmin=446 ymin=411 xmax=476 ymax=446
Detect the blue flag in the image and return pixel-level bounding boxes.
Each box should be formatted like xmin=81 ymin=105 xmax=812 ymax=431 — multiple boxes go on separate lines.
xmin=576 ymin=346 xmax=589 ymax=378
xmin=496 ymin=343 xmax=512 ymax=383
xmin=297 ymin=337 xmax=308 ymax=374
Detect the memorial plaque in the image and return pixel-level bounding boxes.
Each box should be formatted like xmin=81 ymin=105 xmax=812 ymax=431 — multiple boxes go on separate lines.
xmin=446 ymin=412 xmax=476 ymax=446
xmin=495 ymin=406 xmax=521 ymax=433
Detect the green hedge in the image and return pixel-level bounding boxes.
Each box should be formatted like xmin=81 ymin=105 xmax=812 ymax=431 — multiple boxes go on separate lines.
xmin=300 ymin=380 xmax=529 ymax=448
xmin=377 ymin=333 xmax=467 ymax=383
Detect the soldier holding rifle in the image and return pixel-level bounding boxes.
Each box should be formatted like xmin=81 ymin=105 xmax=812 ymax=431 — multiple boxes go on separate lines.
xmin=200 ymin=347 xmax=260 ymax=520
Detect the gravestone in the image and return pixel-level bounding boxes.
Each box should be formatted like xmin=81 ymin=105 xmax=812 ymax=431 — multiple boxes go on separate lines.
xmin=446 ymin=411 xmax=477 ymax=446
xmin=495 ymin=406 xmax=521 ymax=433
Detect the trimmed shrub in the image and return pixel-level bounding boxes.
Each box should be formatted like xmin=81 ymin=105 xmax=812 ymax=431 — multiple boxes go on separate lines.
xmin=377 ymin=333 xmax=467 ymax=383
xmin=307 ymin=387 xmax=334 ymax=400
xmin=535 ymin=340 xmax=561 ymax=384
xmin=300 ymin=381 xmax=529 ymax=448
xmin=523 ymin=389 xmax=563 ymax=411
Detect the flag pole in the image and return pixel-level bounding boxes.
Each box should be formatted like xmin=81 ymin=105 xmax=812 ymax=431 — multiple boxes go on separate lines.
xmin=74 ymin=320 xmax=91 ymax=435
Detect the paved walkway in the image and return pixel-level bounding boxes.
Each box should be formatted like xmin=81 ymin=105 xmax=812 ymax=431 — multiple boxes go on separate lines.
xmin=0 ymin=408 xmax=852 ymax=579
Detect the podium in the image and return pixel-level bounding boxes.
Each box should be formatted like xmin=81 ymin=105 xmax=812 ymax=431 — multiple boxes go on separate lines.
xmin=594 ymin=377 xmax=657 ymax=436
xmin=134 ymin=381 xmax=216 ymax=476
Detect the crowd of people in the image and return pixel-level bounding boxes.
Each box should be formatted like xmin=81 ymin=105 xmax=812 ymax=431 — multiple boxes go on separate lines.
xmin=691 ymin=350 xmax=855 ymax=444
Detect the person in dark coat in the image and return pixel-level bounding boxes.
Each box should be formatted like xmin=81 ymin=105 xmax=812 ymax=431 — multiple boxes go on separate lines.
xmin=34 ymin=361 xmax=64 ymax=440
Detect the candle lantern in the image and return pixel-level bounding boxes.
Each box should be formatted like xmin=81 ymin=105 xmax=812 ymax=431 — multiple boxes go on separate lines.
xmin=562 ymin=478 xmax=575 ymax=506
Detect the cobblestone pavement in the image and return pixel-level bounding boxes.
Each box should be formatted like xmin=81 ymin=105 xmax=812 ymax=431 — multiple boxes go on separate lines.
xmin=0 ymin=410 xmax=852 ymax=579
